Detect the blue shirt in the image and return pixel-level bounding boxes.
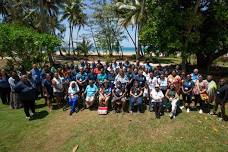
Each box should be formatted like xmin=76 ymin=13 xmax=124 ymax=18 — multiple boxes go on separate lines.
xmin=85 ymin=84 xmax=98 ymax=97
xmin=31 ymin=68 xmax=41 ymax=84
xmin=135 ymin=75 xmax=146 ymax=87
xmin=191 ymin=73 xmax=200 ymax=83
xmin=183 ymin=80 xmax=194 ymax=91
xmin=76 ymin=72 xmax=88 ymax=81
xmin=97 ymin=73 xmax=107 ymax=83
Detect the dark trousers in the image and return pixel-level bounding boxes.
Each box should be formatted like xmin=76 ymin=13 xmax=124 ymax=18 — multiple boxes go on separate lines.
xmin=153 ymin=102 xmax=163 ymax=118
xmin=182 ymin=93 xmax=192 ymax=108
xmin=214 ymin=97 xmax=226 ymax=119
xmin=194 ymin=94 xmax=205 ymax=110
xmin=0 ymin=88 xmax=10 ymax=104
xmin=22 ymin=100 xmax=35 ymax=117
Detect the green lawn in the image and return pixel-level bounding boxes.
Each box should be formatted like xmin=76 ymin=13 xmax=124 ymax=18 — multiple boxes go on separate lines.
xmin=0 ymin=100 xmax=228 ymax=152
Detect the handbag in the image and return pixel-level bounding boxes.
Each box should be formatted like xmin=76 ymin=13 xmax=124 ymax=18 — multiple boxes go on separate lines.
xmin=200 ymin=92 xmax=209 ymax=101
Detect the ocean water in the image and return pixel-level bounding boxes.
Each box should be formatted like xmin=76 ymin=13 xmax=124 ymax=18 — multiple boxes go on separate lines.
xmin=61 ymin=47 xmax=136 ymax=55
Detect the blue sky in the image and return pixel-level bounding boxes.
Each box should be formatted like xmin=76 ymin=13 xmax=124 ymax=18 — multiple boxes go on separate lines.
xmin=62 ymin=0 xmax=135 ymax=48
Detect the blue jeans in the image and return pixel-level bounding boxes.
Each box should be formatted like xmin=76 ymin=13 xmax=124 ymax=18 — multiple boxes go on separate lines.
xmin=130 ymin=96 xmax=143 ymax=112
xmin=69 ymin=96 xmax=78 ymax=113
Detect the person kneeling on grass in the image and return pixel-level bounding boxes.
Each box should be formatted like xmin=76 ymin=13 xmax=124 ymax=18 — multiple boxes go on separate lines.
xmin=99 ymin=80 xmax=111 ymax=107
xmin=68 ymin=81 xmax=80 ymax=115
xmin=129 ymin=80 xmax=143 ymax=114
xmin=151 ymin=84 xmax=164 ymax=119
xmin=165 ymin=84 xmax=179 ymax=119
xmin=83 ymin=80 xmax=98 ymax=109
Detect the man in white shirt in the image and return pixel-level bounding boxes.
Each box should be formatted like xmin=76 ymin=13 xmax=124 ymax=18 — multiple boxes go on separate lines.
xmin=146 ymin=72 xmax=158 ymax=91
xmin=151 ymin=84 xmax=164 ymax=119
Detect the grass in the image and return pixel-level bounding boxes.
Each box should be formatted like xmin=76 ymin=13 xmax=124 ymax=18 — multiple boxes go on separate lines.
xmin=0 ymin=99 xmax=227 ymax=152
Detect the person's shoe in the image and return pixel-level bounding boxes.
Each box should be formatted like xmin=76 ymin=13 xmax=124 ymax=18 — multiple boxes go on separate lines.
xmin=69 ymin=111 xmax=73 ymax=116
xmin=209 ymin=112 xmax=216 ymax=116
xmin=169 ymin=113 xmax=173 ymax=119
xmin=173 ymin=116 xmax=176 ymax=119
xmin=187 ymin=108 xmax=190 ymax=113
xmin=180 ymin=106 xmax=185 ymax=110
xmin=30 ymin=113 xmax=34 ymax=117
xmin=129 ymin=111 xmax=133 ymax=114
xmin=218 ymin=118 xmax=223 ymax=121
xmin=199 ymin=109 xmax=203 ymax=114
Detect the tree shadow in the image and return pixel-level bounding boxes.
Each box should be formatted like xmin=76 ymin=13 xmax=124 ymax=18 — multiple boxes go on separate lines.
xmin=30 ymin=110 xmax=49 ymax=121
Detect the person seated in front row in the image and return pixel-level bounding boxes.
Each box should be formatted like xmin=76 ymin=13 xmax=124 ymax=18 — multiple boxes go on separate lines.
xmin=165 ymin=84 xmax=179 ymax=119
xmin=68 ymin=81 xmax=80 ymax=115
xmin=112 ymin=81 xmax=127 ymax=113
xmin=151 ymin=84 xmax=164 ymax=119
xmin=83 ymin=80 xmax=98 ymax=110
xmin=129 ymin=80 xmax=143 ymax=114
xmin=99 ymin=80 xmax=112 ymax=107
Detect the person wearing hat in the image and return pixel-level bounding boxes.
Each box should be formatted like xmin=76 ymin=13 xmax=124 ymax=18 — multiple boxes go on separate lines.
xmin=151 ymin=84 xmax=164 ymax=119
xmin=182 ymin=74 xmax=194 ymax=113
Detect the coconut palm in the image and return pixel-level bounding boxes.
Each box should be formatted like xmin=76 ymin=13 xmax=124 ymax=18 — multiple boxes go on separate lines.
xmin=62 ymin=0 xmax=86 ymax=55
xmin=76 ymin=38 xmax=93 ymax=57
xmin=115 ymin=0 xmax=146 ymax=59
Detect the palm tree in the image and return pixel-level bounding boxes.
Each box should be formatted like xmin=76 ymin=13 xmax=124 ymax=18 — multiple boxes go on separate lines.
xmin=62 ymin=0 xmax=86 ymax=55
xmin=115 ymin=0 xmax=146 ymax=59
xmin=76 ymin=38 xmax=93 ymax=57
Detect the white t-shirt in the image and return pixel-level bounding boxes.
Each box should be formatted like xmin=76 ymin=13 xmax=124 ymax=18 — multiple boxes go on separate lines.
xmin=151 ymin=89 xmax=164 ymax=102
xmin=53 ymin=77 xmax=63 ymax=93
xmin=147 ymin=76 xmax=158 ymax=90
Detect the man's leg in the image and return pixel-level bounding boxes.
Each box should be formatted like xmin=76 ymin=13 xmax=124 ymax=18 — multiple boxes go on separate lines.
xmin=129 ymin=97 xmax=134 ymax=112
xmin=221 ymin=101 xmax=226 ymax=120
xmin=23 ymin=101 xmax=30 ymax=117
xmin=137 ymin=97 xmax=143 ymax=113
xmin=153 ymin=102 xmax=158 ymax=118
xmin=30 ymin=100 xmax=35 ymax=114
xmin=157 ymin=102 xmax=163 ymax=118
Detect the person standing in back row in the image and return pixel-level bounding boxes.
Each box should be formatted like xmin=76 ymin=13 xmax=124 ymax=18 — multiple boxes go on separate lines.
xmin=212 ymin=79 xmax=228 ymax=121
xmin=15 ymin=75 xmax=37 ymax=120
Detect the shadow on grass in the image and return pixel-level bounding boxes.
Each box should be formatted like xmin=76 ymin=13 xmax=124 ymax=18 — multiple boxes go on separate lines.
xmin=31 ymin=110 xmax=49 ymax=121
xmin=35 ymin=103 xmax=46 ymax=109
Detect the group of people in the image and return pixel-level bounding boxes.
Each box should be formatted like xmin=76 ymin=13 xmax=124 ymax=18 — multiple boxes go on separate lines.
xmin=0 ymin=59 xmax=227 ymax=121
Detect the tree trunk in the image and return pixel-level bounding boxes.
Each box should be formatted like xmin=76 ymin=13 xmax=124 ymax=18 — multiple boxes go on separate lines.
xmin=48 ymin=52 xmax=54 ymax=66
xmin=125 ymin=27 xmax=137 ymax=54
xmin=182 ymin=0 xmax=201 ymax=69
xmin=59 ymin=48 xmax=64 ymax=56
xmin=90 ymin=26 xmax=100 ymax=56
xmin=68 ymin=23 xmax=72 ymax=54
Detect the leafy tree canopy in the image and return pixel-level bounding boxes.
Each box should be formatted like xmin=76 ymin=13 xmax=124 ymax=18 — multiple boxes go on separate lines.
xmin=140 ymin=0 xmax=228 ymax=69
xmin=0 ymin=23 xmax=61 ymax=69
